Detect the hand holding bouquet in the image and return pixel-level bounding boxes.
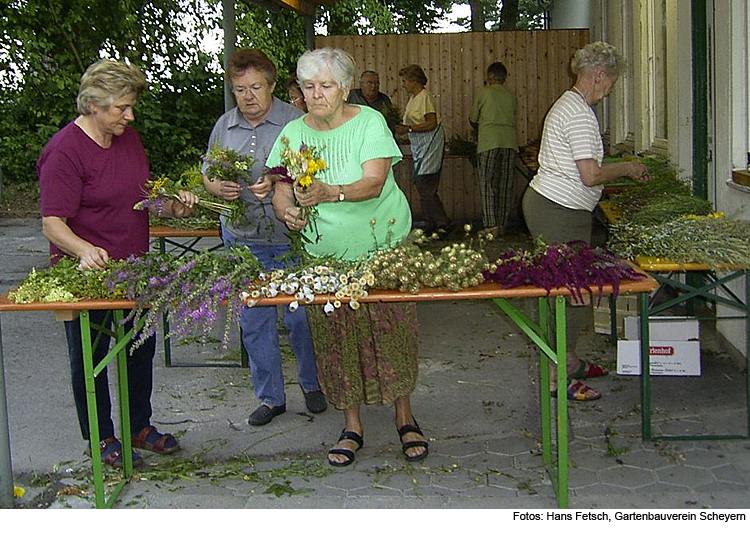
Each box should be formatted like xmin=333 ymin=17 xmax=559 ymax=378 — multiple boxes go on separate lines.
xmin=270 ymin=136 xmax=327 ymax=242
xmin=134 ymin=175 xmax=232 ymax=217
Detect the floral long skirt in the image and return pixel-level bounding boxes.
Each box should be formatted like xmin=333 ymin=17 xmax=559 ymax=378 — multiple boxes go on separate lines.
xmin=306 ymin=302 xmax=419 ymax=410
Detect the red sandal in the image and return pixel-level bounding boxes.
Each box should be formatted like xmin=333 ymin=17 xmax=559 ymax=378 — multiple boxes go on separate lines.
xmin=132 ymin=426 xmax=180 ymax=454
xmin=570 ymin=360 xmax=609 ymax=379
xmin=551 ymin=379 xmax=602 ymax=401
xmin=85 ymin=437 xmax=143 ymax=468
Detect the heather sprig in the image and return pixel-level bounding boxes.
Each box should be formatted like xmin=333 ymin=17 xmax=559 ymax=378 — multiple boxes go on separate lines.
xmin=105 ymin=248 xmax=263 ymax=349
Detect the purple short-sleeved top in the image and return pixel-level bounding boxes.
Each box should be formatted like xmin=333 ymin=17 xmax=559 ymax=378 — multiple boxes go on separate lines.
xmin=37 ymin=121 xmax=150 ymax=263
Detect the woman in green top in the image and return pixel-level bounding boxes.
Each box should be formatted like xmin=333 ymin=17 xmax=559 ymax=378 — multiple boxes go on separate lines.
xmin=269 ymin=48 xmax=428 ymax=467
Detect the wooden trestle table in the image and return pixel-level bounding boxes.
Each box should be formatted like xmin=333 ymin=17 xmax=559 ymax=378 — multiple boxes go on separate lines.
xmin=0 ymin=272 xmax=657 ymax=508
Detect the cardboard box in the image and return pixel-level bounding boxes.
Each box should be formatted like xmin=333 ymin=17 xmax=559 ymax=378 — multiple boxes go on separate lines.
xmin=592 ymin=295 xmax=638 ymax=336
xmin=616 ymin=340 xmax=701 ymax=376
xmin=623 ymin=316 xmax=700 ymax=341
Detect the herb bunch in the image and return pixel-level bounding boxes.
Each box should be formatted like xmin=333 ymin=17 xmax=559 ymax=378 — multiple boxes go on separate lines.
xmin=607 ymin=216 xmax=750 ymax=268
xmin=134 ymin=174 xmax=238 ymax=221
xmin=8 ymin=257 xmax=116 ymax=304
xmin=483 ymin=240 xmax=645 ymax=304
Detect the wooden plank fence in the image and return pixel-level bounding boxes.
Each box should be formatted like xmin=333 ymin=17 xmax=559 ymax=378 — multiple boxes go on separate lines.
xmin=316 ymin=30 xmax=590 ymax=222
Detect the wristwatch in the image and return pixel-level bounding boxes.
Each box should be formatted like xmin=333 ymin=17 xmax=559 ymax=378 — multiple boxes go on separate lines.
xmin=338 ymin=185 xmax=345 ymax=202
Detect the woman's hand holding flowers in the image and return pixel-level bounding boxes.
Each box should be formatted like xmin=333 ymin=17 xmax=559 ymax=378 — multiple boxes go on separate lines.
xmin=294 ymin=179 xmax=334 ymax=207
xmin=249 ymin=176 xmax=273 ymax=201
xmin=207 ymin=178 xmax=242 ymax=201
xmin=169 ymin=190 xmax=199 ymax=217
xmin=282 ymin=205 xmax=307 ymax=231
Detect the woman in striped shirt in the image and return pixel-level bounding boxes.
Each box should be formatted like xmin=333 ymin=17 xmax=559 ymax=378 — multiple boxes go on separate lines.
xmin=522 ymin=41 xmax=650 ymax=402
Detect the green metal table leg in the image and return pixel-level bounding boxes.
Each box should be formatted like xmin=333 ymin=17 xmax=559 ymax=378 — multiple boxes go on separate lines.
xmin=639 ymin=293 xmax=652 ymax=441
xmin=0 ymin=316 xmax=15 ymax=508
xmin=80 ymin=309 xmax=144 ymax=508
xmin=79 ymin=311 xmax=105 ymax=508
xmin=537 ymin=298 xmax=552 ymax=468
xmin=158 ymin=237 xmax=173 ymax=367
xmin=492 ymin=296 xmax=568 ymax=508
xmin=113 ymin=310 xmax=134 ymax=478
xmin=553 ymin=296 xmax=568 ymax=509
xmin=608 ymin=294 xmax=617 ymax=346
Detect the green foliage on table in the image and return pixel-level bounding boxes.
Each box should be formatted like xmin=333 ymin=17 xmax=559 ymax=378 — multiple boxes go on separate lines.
xmin=607 ymin=216 xmax=750 ymax=268
xmin=8 ymin=257 xmax=115 ymax=304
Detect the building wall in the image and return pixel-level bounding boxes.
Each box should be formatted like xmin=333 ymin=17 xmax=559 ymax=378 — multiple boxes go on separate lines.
xmin=600 ymin=0 xmax=748 ymax=359
xmin=711 ymin=0 xmax=749 ymax=358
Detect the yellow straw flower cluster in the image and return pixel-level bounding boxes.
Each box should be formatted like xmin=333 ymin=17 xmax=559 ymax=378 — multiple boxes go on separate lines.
xmin=368 ymin=228 xmax=490 ymax=293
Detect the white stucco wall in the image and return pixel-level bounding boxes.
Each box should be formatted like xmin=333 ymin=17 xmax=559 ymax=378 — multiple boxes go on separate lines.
xmin=712 ymin=0 xmax=749 ymax=358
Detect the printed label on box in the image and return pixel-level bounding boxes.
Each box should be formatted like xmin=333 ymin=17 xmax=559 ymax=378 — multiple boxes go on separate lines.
xmin=617 ymin=340 xmax=701 ymax=376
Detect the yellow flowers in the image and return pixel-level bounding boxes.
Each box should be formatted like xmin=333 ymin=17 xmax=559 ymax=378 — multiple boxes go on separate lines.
xmin=278 ymin=137 xmax=327 ymax=242
xmin=685 ymin=212 xmax=725 ymax=220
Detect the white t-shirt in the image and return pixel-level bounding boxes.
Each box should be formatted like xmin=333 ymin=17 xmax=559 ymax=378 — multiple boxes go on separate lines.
xmin=529 ymin=90 xmax=604 ymax=211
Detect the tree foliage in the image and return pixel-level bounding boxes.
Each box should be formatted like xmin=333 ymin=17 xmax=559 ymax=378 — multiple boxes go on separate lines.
xmin=455 ymin=0 xmax=551 ymax=31
xmin=0 ymin=0 xmax=223 ymax=183
xmin=319 ymin=0 xmax=453 ymax=35
xmin=0 ymin=0 xmax=552 ymax=186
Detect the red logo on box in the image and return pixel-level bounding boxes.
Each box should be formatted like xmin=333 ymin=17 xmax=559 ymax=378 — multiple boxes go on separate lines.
xmin=649 ymin=346 xmax=675 ymax=356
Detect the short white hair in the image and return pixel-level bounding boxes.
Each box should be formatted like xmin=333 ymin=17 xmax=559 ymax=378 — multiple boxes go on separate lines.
xmin=571 ymin=41 xmax=624 ymax=77
xmin=297 ymin=48 xmax=356 ymax=91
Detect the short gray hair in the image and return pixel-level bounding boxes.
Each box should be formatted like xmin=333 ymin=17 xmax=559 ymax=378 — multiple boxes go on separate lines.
xmin=570 ymin=41 xmax=624 ymax=78
xmin=77 ymin=59 xmax=147 ymax=115
xmin=297 ymin=48 xmax=356 ymax=91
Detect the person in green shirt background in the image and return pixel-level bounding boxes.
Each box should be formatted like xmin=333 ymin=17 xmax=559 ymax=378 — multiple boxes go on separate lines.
xmin=469 ymin=62 xmax=518 ymax=237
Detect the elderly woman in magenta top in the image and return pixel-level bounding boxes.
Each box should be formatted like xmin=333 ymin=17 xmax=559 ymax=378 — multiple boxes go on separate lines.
xmin=37 ymin=59 xmax=197 ymax=467
xmin=522 ymin=42 xmax=650 ymax=402
xmin=269 ymin=48 xmax=428 ymax=467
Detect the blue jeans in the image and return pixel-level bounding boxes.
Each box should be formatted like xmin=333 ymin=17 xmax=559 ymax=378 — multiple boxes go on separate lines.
xmin=65 ymin=310 xmax=155 ymax=441
xmin=223 ymin=231 xmax=319 ymax=407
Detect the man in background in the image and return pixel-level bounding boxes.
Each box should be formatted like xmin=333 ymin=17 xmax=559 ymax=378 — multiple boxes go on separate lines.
xmin=469 ymin=61 xmax=518 ymax=237
xmin=348 ymin=70 xmax=396 ymax=131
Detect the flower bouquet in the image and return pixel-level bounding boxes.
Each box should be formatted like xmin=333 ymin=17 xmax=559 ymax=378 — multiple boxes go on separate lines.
xmin=134 ymin=174 xmax=238 ymax=220
xmin=269 ymin=136 xmax=327 ymax=243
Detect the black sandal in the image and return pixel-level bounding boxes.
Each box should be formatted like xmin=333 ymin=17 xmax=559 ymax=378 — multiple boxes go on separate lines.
xmin=397 ymin=419 xmax=429 ymax=462
xmin=328 ymin=430 xmax=363 ymax=467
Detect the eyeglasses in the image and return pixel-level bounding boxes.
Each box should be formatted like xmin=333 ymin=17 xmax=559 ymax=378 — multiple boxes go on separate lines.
xmin=233 ymin=84 xmax=268 ymax=97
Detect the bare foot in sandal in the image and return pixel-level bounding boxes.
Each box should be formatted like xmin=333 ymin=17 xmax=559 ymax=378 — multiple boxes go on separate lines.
xmin=328 ymin=429 xmax=363 ymax=467
xmin=397 ymin=418 xmax=429 ymax=461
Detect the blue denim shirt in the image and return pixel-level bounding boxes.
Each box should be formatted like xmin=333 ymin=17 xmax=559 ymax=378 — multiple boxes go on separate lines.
xmin=203 ymin=97 xmax=303 ymax=244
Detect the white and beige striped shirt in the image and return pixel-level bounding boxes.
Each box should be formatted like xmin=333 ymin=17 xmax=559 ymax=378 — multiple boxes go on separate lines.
xmin=529 ymin=90 xmax=604 ymax=212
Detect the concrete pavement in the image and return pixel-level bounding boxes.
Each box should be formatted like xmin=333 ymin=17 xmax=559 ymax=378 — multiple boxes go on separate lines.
xmin=1 ymin=217 xmax=749 ymax=509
